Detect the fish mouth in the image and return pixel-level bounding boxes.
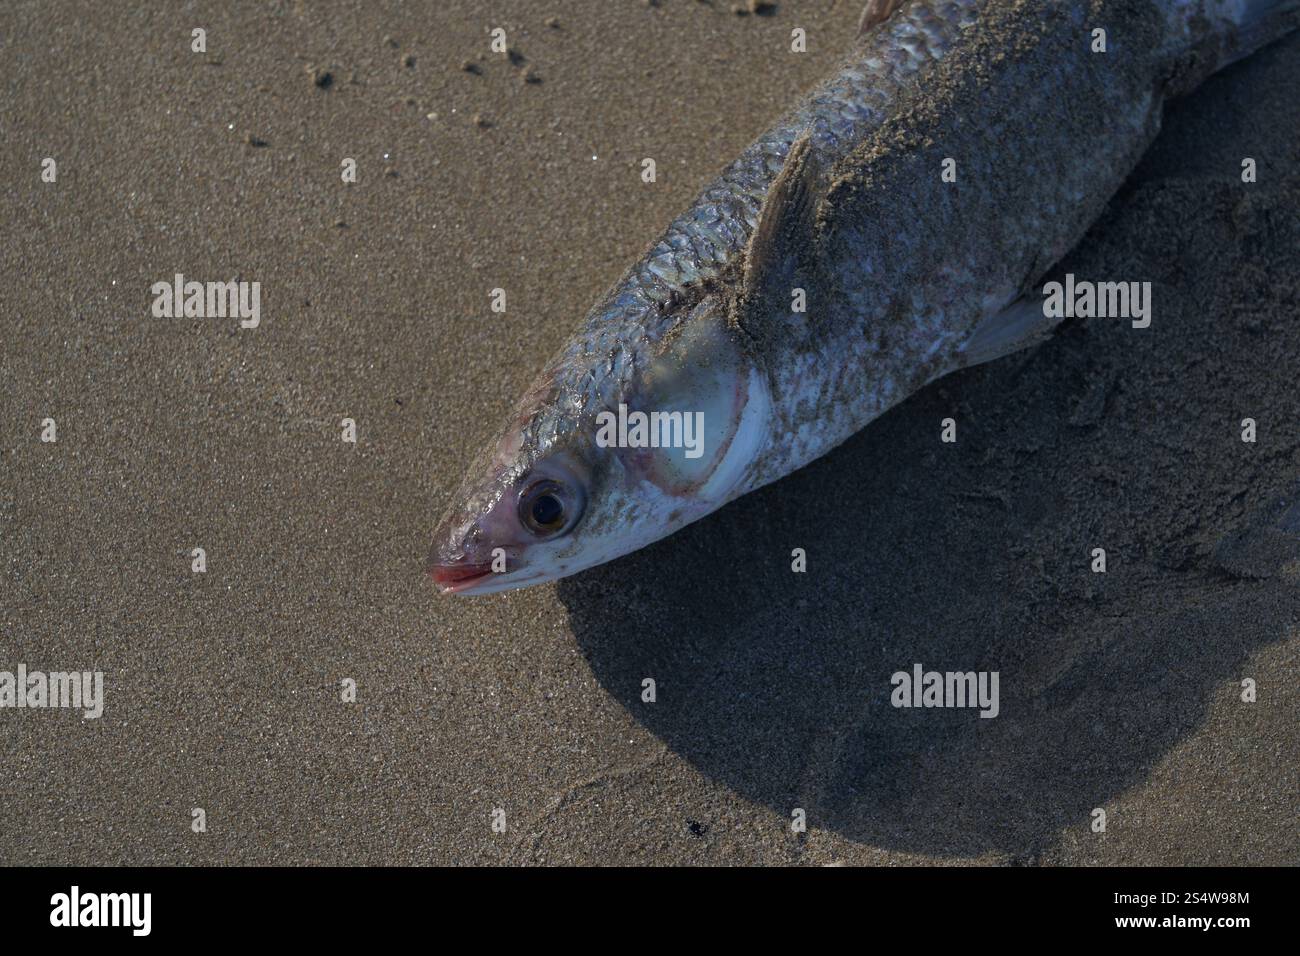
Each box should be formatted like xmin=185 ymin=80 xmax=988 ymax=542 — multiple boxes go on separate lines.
xmin=428 ymin=560 xmax=496 ymax=594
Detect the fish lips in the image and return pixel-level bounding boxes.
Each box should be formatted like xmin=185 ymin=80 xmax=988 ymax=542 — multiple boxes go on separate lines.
xmin=426 ymin=532 xmax=497 ymax=593
xmin=428 ymin=557 xmax=549 ymax=596
xmin=427 ymin=557 xmax=497 ymax=594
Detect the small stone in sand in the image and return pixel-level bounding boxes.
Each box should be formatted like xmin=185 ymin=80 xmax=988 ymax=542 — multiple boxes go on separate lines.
xmin=244 ymin=133 xmax=269 ymax=147
xmin=461 ymin=60 xmax=482 ymax=75
xmin=473 ymin=113 xmax=491 ymax=128
xmin=748 ymin=0 xmax=777 ymax=13
xmin=506 ymin=47 xmax=526 ymax=67
xmin=402 ymin=52 xmax=416 ymax=68
xmin=310 ymin=67 xmax=333 ymax=89
xmin=545 ymin=16 xmax=561 ymax=29
xmin=523 ymin=68 xmax=542 ymax=85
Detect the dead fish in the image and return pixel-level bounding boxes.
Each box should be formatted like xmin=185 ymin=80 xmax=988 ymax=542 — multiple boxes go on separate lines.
xmin=430 ymin=0 xmax=1299 ymax=595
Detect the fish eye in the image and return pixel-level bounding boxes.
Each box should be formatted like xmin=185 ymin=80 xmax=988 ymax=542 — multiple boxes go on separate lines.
xmin=518 ymin=479 xmax=580 ymax=537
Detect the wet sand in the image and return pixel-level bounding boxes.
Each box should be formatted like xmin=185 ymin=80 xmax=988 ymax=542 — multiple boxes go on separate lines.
xmin=2 ymin=1 xmax=1297 ymax=865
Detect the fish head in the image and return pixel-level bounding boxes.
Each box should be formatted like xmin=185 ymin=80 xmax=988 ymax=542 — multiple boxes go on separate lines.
xmin=428 ymin=295 xmax=772 ymax=595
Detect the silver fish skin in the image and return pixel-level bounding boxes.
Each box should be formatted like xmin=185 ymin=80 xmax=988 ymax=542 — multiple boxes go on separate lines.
xmin=430 ymin=0 xmax=1299 ymax=595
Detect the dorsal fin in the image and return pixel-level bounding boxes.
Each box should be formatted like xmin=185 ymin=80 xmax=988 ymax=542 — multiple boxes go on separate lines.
xmin=741 ymin=130 xmax=820 ymax=306
xmin=857 ymin=0 xmax=908 ymax=38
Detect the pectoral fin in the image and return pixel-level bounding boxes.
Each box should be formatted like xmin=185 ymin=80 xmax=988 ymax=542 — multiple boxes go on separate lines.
xmin=736 ymin=131 xmax=822 ymax=337
xmin=959 ymin=296 xmax=1063 ymax=369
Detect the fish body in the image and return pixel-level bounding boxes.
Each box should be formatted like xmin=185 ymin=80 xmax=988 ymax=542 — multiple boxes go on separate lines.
xmin=430 ymin=0 xmax=1299 ymax=595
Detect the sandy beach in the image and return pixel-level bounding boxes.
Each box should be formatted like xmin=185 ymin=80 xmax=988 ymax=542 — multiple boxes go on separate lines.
xmin=2 ymin=0 xmax=1297 ymax=865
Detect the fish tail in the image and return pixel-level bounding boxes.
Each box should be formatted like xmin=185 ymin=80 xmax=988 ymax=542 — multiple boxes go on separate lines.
xmin=1163 ymin=0 xmax=1300 ymax=96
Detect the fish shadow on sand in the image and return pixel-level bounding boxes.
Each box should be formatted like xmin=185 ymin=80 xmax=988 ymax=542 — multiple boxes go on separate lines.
xmin=559 ymin=38 xmax=1300 ymax=859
